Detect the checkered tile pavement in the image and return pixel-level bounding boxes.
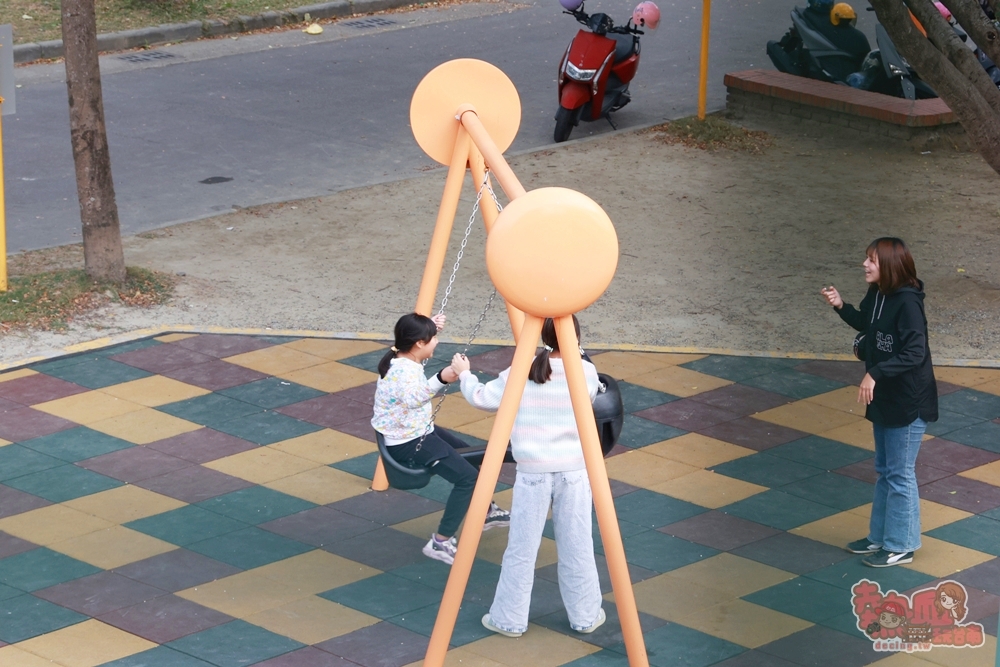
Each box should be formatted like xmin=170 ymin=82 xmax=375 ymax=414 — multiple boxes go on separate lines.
xmin=1 ymin=333 xmax=999 ymax=667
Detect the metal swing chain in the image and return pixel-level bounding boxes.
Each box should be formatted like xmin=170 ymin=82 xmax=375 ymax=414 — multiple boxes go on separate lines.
xmin=413 ymin=172 xmax=505 ymax=453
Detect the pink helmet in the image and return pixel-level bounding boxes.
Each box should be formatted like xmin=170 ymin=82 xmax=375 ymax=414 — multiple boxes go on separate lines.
xmin=633 ymin=1 xmax=660 ymax=29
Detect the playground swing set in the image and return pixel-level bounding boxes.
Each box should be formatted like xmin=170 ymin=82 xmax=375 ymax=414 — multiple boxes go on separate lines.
xmin=368 ymin=58 xmax=650 ymax=667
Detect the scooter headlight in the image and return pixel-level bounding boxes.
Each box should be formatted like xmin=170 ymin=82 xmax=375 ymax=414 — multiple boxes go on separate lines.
xmin=565 ymin=61 xmax=598 ymax=81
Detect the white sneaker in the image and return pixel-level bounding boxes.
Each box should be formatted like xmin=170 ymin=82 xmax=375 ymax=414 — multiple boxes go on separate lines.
xmin=483 ymin=502 xmax=511 ymax=531
xmin=576 ymin=608 xmax=606 ymax=634
xmin=482 ymin=614 xmax=522 ymax=637
xmin=422 ymin=534 xmax=457 ymax=565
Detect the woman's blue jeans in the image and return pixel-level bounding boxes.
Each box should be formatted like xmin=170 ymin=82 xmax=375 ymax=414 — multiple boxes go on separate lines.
xmin=869 ymin=418 xmax=926 ymax=554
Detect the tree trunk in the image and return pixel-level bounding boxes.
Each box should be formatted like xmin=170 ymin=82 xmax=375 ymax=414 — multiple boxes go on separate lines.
xmin=61 ymin=0 xmax=126 ymax=283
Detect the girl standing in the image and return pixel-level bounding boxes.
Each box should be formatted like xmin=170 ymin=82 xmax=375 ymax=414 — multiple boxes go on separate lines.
xmin=372 ymin=313 xmax=509 ymax=565
xmin=452 ymin=316 xmax=605 ymax=637
xmin=821 ymin=237 xmax=938 ymax=568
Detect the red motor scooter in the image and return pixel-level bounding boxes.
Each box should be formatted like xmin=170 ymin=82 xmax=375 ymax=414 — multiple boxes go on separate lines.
xmin=555 ymin=0 xmax=659 ymax=142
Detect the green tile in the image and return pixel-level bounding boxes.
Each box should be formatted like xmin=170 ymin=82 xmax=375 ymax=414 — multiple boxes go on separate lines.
xmin=767 ymin=436 xmax=871 ymax=471
xmin=4 ymin=464 xmax=122 ymax=502
xmin=720 ymin=490 xmax=839 ymax=531
xmin=927 ymin=515 xmax=1000 ymax=556
xmin=620 ymin=530 xmax=718 ymax=573
xmin=406 ymin=474 xmax=510 ymax=505
xmin=0 ymin=547 xmax=100 ymax=592
xmin=100 ymin=646 xmax=216 ymax=667
xmin=217 ymin=378 xmax=325 ymax=409
xmin=819 ymin=610 xmax=869 ymax=638
xmin=31 ymin=353 xmax=104 ymax=373
xmin=607 ymin=621 xmax=745 ymax=667
xmin=680 ymin=356 xmax=801 ymax=382
xmin=618 ymin=382 xmax=681 ymax=413
xmin=739 ymin=370 xmax=846 ymax=400
xmin=98 ymin=338 xmax=163 ymax=358
xmin=186 ymin=527 xmax=313 ymax=569
xmin=319 ymin=572 xmax=442 ymax=618
xmin=34 ymin=357 xmax=152 ymax=389
xmin=743 ymin=576 xmax=849 ymax=623
xmin=778 ymin=472 xmax=874 ymax=511
xmin=0 ymin=583 xmax=22 ymax=600
xmin=925 ymin=409 xmax=987 ymax=437
xmin=165 ymin=620 xmax=304 ymax=667
xmin=330 ymin=452 xmax=380 ymax=479
xmin=212 ymin=411 xmax=322 ymax=445
xmin=253 ymin=335 xmax=301 ymax=345
xmin=712 ymin=453 xmax=824 ymax=488
xmin=337 ymin=347 xmax=391 ymax=374
xmin=19 ymin=427 xmax=134 ymax=463
xmin=618 ymin=414 xmax=685 ymax=449
xmin=125 ymin=505 xmax=248 ymax=547
xmin=804 ymin=558 xmax=935 ymax=592
xmin=0 ymin=445 xmax=64 ymax=481
xmin=563 ymin=650 xmax=633 ymax=667
xmin=938 ymin=421 xmax=1000 ymax=454
xmin=614 ymin=489 xmax=707 ymax=529
xmin=387 ymin=600 xmax=492 ymax=646
xmin=391 ymin=558 xmax=501 ymax=607
xmin=938 ymin=389 xmax=1000 ymax=420
xmin=196 ymin=487 xmax=315 ymax=525
xmin=0 ymin=593 xmax=87 ymax=643
xmin=156 ymin=394 xmax=263 ymax=430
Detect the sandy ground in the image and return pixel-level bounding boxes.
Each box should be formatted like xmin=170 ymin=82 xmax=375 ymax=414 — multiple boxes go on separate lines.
xmin=5 ymin=115 xmax=1000 ymax=367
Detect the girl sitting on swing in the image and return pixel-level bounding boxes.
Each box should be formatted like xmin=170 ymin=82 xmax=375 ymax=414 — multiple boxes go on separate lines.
xmin=372 ymin=312 xmax=510 ymax=565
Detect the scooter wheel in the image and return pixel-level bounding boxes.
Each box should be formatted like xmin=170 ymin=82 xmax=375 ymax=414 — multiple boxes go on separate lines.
xmin=554 ymin=106 xmax=576 ymax=143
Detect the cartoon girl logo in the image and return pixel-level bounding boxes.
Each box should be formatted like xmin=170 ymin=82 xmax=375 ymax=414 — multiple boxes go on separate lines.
xmin=934 ymin=582 xmax=968 ymax=624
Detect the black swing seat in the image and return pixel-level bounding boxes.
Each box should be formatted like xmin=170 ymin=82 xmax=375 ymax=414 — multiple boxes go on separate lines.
xmin=376 ymin=373 xmax=624 ymax=490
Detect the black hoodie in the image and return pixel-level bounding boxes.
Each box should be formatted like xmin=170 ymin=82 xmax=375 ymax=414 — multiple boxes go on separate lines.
xmin=836 ymin=282 xmax=938 ymax=427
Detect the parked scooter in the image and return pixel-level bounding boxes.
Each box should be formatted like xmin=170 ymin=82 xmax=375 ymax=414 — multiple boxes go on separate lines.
xmin=554 ymin=0 xmax=659 ymax=142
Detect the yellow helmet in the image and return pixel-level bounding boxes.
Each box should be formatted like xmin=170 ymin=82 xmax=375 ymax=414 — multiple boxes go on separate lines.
xmin=830 ymin=2 xmax=857 ymax=25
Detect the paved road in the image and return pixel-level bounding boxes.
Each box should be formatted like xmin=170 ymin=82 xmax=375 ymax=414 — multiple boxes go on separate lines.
xmin=5 ymin=0 xmax=843 ymax=251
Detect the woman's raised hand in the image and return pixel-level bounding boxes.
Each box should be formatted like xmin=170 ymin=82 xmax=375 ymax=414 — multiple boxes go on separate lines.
xmin=451 ymin=353 xmax=471 ymax=375
xmin=820 ymin=286 xmax=843 ymax=309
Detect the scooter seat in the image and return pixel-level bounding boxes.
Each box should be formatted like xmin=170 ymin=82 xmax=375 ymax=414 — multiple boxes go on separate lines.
xmin=610 ymin=33 xmax=638 ymax=64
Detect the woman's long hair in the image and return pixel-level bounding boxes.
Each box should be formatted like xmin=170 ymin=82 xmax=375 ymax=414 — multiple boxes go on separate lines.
xmin=377 ymin=313 xmax=438 ymax=378
xmin=528 ymin=315 xmax=581 ymax=384
xmin=867 ymin=237 xmax=920 ymax=294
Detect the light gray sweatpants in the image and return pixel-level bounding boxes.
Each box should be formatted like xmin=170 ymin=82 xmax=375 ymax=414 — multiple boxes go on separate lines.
xmin=488 ymin=469 xmax=603 ymax=634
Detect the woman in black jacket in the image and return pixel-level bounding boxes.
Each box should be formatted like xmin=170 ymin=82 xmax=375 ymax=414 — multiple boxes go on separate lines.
xmin=821 ymin=237 xmax=938 ymax=568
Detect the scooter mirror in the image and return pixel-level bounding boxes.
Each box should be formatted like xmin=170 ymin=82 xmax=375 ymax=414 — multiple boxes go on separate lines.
xmin=560 ymin=0 xmax=584 ymax=11
xmin=632 ymin=1 xmax=660 ymax=30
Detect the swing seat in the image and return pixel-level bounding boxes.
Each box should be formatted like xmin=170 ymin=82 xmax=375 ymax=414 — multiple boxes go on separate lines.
xmin=594 ymin=373 xmax=625 ymax=456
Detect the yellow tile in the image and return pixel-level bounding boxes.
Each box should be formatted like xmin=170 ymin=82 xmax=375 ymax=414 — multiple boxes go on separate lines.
xmin=283 ymin=338 xmax=386 ymax=360
xmin=958 ymin=460 xmax=1000 ymax=486
xmin=755 ymin=401 xmax=864 ymax=435
xmin=848 ymin=502 xmax=873 ymax=518
xmin=804 ymin=386 xmax=867 ymax=417
xmin=0 ymin=505 xmax=112 ymax=545
xmin=277 ymin=360 xmax=378 ymax=393
xmin=628 ymin=351 xmax=708 ymax=365
xmin=32 ymin=391 xmax=144 ymax=425
xmin=975 ymin=378 xmax=1000 ymax=396
xmin=177 ymin=571 xmax=311 ymax=618
xmin=454 ymin=417 xmax=496 ymax=441
xmin=154 ymin=333 xmax=199 ymax=342
xmin=917 ymin=634 xmax=996 ymax=667
xmin=393 ymin=510 xmax=444 ymax=540
xmin=99 ymin=375 xmax=209 ymax=407
xmin=920 ymin=499 xmax=974 ymax=531
xmin=246 ymin=595 xmax=379 ymax=644
xmin=63 ymin=485 xmax=186 ymax=524
xmin=434 ymin=393 xmax=493 ymax=429
xmin=818 ymin=419 xmax=875 ymax=450
xmin=477 ymin=531 xmax=557 ymax=570
xmin=627 ymin=573 xmax=736 ymax=621
xmin=0 ymin=438 xmax=11 ymax=446
xmin=643 ymin=433 xmax=754 ymax=469
xmin=252 ymin=550 xmax=379 ymax=593
xmin=49 ymin=525 xmax=176 ymax=569
xmin=403 ymin=646 xmax=509 ymax=667
xmin=665 ymin=553 xmax=797 ymax=598
xmin=680 ymin=600 xmax=813 ymax=648
xmin=901 ymin=535 xmax=995 ymax=578
xmin=588 ymin=351 xmax=684 ymax=379
xmin=650 ymin=470 xmax=766 ymax=509
xmin=269 ymin=429 xmax=374 ymax=465
xmin=265 ymin=466 xmax=370 ymax=505
xmin=15 ymin=619 xmax=156 ymax=667
xmin=224 ymin=346 xmax=328 ymax=375
xmin=462 ymin=624 xmax=600 ymax=667
xmin=88 ymin=408 xmax=201 ymax=444
xmin=604 ymin=448 xmax=699 ymax=489
xmin=625 ymin=366 xmax=733 ymax=398
xmin=204 ymin=447 xmax=320 ymax=484
xmin=933 ymin=367 xmax=1000 ymax=388
xmin=0 ymin=645 xmax=60 ymax=667
xmin=791 ymin=510 xmax=870 ymax=548
xmin=0 ymin=368 xmax=37 ymax=383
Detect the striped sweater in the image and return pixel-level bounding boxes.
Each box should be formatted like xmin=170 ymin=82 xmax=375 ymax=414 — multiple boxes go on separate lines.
xmin=458 ymin=357 xmax=599 ymax=473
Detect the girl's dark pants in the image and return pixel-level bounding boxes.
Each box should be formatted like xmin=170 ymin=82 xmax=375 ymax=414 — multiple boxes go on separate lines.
xmin=387 ymin=427 xmax=477 ymax=538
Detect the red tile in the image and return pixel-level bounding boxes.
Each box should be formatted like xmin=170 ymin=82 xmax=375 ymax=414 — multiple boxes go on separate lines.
xmin=173 ymin=334 xmax=277 ymax=358
xmin=135 ymin=465 xmax=254 ymax=503
xmin=0 ymin=405 xmax=76 ymax=442
xmin=77 ymin=446 xmax=193 ymax=483
xmin=111 ymin=344 xmax=216 ymax=374
xmin=98 ymin=594 xmax=233 ymax=643
xmin=698 ymin=416 xmax=808 ymax=451
xmin=0 ymin=374 xmax=87 ymax=406
xmin=161 ymin=359 xmax=268 ymax=391
xmin=147 ymin=428 xmax=257 ymax=464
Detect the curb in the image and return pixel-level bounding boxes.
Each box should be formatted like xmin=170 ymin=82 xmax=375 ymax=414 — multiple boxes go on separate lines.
xmin=13 ymin=0 xmax=409 ymax=65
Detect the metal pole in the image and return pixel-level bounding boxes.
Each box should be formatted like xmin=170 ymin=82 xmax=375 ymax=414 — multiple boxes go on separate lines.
xmin=698 ymin=0 xmax=712 ymax=120
xmin=458 ymin=107 xmax=527 ymax=200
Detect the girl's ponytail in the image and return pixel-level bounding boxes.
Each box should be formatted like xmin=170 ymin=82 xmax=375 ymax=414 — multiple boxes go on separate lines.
xmin=378 ymin=313 xmax=439 ymax=378
xmin=529 ymin=315 xmax=581 ymax=384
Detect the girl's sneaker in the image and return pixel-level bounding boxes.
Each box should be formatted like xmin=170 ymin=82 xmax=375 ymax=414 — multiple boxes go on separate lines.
xmin=863 ymin=549 xmax=914 ymax=568
xmin=845 ymin=538 xmax=881 ymax=554
xmin=482 ymin=614 xmax=522 ymax=638
xmin=423 ymin=534 xmax=458 ymax=565
xmin=483 ymin=502 xmax=511 ymax=531
xmin=575 ymin=608 xmax=606 ymax=634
